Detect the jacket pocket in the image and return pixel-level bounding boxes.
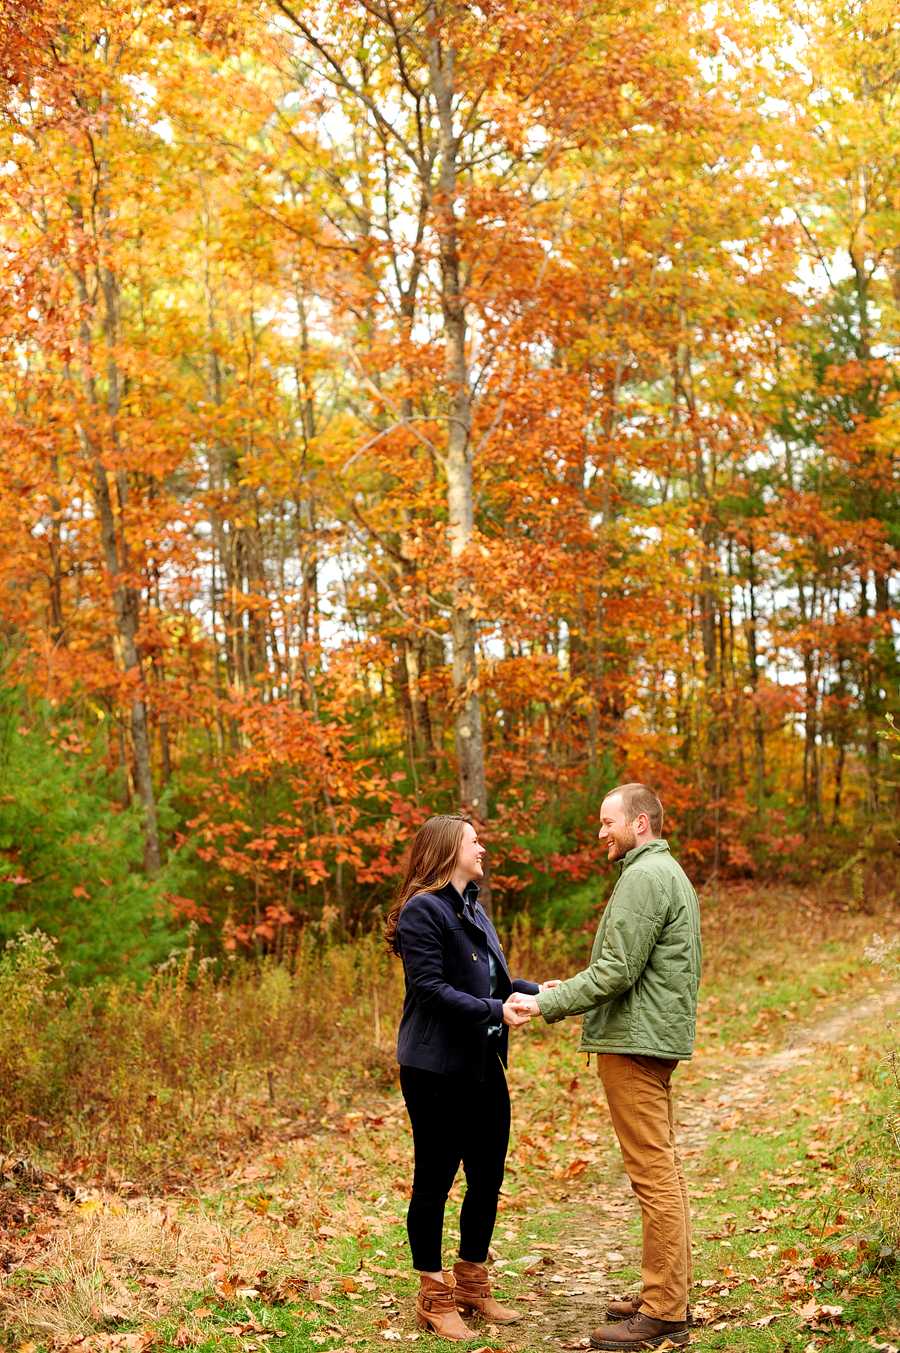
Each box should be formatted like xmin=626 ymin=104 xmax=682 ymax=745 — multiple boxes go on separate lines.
xmin=421 ymin=1017 xmax=436 ymax=1046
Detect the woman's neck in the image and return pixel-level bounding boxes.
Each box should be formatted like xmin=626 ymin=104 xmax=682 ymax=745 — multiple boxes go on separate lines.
xmin=450 ymin=870 xmax=474 ymax=899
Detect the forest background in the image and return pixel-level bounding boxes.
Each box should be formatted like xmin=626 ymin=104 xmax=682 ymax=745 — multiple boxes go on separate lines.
xmin=2 ymin=0 xmax=900 ymax=981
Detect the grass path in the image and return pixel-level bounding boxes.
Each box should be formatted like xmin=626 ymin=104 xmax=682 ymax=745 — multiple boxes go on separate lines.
xmin=3 ymin=887 xmax=900 ymax=1353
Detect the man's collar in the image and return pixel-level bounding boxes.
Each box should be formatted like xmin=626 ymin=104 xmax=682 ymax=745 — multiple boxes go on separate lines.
xmin=620 ymin=838 xmax=670 ymax=870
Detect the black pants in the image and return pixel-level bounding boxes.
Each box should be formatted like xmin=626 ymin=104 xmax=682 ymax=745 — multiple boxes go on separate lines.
xmin=400 ymin=1045 xmax=510 ymax=1272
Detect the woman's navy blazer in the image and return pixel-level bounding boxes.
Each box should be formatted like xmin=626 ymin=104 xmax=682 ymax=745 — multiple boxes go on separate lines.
xmin=395 ymin=881 xmax=539 ymax=1080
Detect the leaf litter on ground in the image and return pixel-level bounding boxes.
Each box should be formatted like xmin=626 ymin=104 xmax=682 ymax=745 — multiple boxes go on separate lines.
xmin=4 ymin=889 xmax=900 ymax=1351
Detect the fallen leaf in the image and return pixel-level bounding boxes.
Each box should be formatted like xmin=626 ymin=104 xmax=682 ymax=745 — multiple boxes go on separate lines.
xmin=267 ymin=1276 xmax=321 ymax=1304
xmin=749 ymin=1313 xmax=790 ymax=1328
xmin=173 ymin=1329 xmax=201 ymax=1349
xmin=100 ymin=1306 xmax=132 ymax=1323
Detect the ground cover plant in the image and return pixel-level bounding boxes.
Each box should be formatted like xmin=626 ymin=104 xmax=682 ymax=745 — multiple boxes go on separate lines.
xmin=3 ymin=882 xmax=900 ymax=1352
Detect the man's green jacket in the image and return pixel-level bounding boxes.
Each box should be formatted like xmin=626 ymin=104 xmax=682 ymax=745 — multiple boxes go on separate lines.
xmin=536 ymin=839 xmax=702 ymax=1059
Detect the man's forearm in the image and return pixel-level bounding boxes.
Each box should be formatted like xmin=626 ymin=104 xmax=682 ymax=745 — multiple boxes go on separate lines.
xmin=535 ymin=962 xmax=628 ymax=1022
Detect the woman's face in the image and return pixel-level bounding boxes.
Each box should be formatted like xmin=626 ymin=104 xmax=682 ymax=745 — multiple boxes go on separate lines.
xmin=456 ymin=823 xmax=485 ymax=883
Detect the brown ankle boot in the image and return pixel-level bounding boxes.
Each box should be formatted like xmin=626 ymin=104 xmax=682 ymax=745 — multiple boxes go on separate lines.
xmin=416 ymin=1273 xmax=477 ymax=1340
xmin=452 ymin=1260 xmax=521 ymax=1324
xmin=590 ymin=1312 xmax=690 ymax=1349
xmin=605 ymin=1296 xmax=692 ymax=1324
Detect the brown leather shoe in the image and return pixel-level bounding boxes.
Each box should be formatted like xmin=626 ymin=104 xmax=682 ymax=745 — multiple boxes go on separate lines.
xmin=590 ymin=1312 xmax=690 ymax=1349
xmin=416 ymin=1273 xmax=477 ymax=1340
xmin=452 ymin=1259 xmax=521 ymax=1323
xmin=605 ymin=1295 xmax=641 ymax=1320
xmin=605 ymin=1297 xmax=693 ymax=1325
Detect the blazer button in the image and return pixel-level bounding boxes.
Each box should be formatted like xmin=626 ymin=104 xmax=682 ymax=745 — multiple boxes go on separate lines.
xmin=471 ymin=953 xmax=477 ymax=961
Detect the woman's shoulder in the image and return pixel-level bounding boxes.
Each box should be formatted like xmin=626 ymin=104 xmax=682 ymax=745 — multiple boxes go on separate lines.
xmin=400 ymin=889 xmax=446 ymax=913
xmin=397 ymin=890 xmax=455 ymax=928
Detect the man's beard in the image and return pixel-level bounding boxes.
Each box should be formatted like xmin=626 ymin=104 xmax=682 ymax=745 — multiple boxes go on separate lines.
xmin=608 ymin=825 xmax=637 ymax=860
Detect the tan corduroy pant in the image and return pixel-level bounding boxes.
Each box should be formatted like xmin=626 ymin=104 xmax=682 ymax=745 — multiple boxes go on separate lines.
xmin=597 ymin=1053 xmax=692 ymax=1322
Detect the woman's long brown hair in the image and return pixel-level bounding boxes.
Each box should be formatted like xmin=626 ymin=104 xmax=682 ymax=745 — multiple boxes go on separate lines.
xmin=384 ymin=814 xmax=471 ymax=954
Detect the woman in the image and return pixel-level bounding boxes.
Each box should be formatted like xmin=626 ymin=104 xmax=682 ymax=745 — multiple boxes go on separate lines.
xmin=385 ymin=814 xmax=555 ymax=1340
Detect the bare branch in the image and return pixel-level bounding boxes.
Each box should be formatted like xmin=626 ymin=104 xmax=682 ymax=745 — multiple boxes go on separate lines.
xmin=347 ymin=346 xmax=450 ymax=472
xmin=345 ymin=523 xmax=446 ymax=641
xmin=471 ymin=399 xmax=505 ymax=460
xmin=271 ymin=0 xmax=423 ymax=174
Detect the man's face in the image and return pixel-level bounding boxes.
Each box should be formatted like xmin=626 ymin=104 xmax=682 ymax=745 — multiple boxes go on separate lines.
xmin=598 ymin=794 xmax=638 ymax=862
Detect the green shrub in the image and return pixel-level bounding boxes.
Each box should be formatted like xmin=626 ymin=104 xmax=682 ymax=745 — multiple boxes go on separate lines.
xmin=0 ymin=689 xmax=186 ymax=981
xmin=0 ymin=928 xmax=62 ymax=1110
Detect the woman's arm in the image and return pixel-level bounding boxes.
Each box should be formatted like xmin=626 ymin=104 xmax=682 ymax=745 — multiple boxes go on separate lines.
xmin=398 ymin=895 xmax=504 ymax=1028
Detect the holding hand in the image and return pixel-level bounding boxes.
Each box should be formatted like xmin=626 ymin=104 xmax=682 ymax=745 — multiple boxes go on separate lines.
xmin=508 ymin=993 xmax=540 ymax=1017
xmin=502 ymin=998 xmax=532 ymax=1028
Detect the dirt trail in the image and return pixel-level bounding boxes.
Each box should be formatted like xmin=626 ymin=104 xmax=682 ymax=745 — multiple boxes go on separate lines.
xmin=676 ymin=986 xmax=899 ymax=1151
xmin=516 ymin=987 xmax=899 ymax=1347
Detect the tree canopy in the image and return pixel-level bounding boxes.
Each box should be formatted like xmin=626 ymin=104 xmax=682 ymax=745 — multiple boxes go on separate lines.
xmin=1 ymin=0 xmax=899 ymax=967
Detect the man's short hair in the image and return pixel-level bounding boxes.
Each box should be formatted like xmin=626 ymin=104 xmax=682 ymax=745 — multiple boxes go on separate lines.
xmin=604 ymin=782 xmax=664 ymax=836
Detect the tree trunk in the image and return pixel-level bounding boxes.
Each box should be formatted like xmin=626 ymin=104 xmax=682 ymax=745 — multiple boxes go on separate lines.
xmin=798 ymin=580 xmax=822 ymax=832
xmin=428 ymin=9 xmax=491 ymax=913
xmin=405 ymin=632 xmax=435 ymax=766
xmin=66 ymin=243 xmax=161 ymax=870
xmin=746 ymin=547 xmax=766 ymax=807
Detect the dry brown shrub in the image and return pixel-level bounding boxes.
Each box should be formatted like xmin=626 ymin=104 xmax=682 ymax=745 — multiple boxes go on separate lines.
xmin=2 ymin=931 xmax=406 ymax=1173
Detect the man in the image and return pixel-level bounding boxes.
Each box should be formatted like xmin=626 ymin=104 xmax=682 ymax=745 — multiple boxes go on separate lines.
xmin=511 ymin=783 xmax=701 ymax=1351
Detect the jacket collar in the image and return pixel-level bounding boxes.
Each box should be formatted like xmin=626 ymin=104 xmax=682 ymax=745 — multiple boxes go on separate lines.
xmin=440 ymin=879 xmax=481 ymax=917
xmin=620 ymin=838 xmax=670 ymax=872
xmin=438 ymin=880 xmax=506 ymax=964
